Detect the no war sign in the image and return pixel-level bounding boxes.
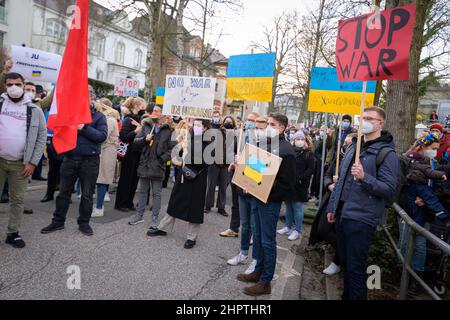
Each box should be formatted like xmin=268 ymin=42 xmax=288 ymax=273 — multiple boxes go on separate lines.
xmin=336 ymin=4 xmax=416 ymax=82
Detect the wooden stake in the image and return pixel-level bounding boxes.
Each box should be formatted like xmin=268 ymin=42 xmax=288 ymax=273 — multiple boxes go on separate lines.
xmin=335 ymin=114 xmax=343 ymax=178
xmin=355 ymin=81 xmax=367 ymax=165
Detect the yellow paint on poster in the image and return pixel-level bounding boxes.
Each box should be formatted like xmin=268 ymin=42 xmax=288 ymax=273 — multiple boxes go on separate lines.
xmin=227 ymin=77 xmax=274 ymax=102
xmin=308 ymin=89 xmax=375 ymax=115
xmin=243 ymin=166 xmax=264 ymax=184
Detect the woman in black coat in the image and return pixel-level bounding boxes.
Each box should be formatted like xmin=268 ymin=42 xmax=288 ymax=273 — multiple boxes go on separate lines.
xmin=114 ymin=97 xmax=146 ymax=212
xmin=148 ymin=119 xmax=211 ymax=250
xmin=277 ymin=130 xmax=315 ymax=241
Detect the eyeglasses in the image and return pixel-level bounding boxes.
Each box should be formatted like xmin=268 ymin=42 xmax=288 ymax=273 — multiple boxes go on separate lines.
xmin=362 ymin=116 xmax=382 ymax=122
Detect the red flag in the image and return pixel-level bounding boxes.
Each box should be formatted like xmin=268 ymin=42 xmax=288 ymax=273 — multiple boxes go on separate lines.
xmin=47 ymin=0 xmax=91 ymax=154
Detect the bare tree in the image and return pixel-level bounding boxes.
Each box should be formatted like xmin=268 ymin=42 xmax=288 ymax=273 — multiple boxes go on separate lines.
xmin=250 ymin=11 xmax=300 ymax=111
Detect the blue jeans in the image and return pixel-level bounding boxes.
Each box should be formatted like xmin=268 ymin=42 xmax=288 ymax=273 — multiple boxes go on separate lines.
xmin=96 ymin=184 xmax=109 ymax=209
xmin=398 ymin=219 xmax=429 ymax=272
xmin=405 ymin=184 xmax=449 ymax=222
xmin=239 ymin=196 xmax=257 ymax=260
xmin=253 ymin=199 xmax=281 ymax=284
xmin=285 ymin=200 xmax=304 ymax=233
xmin=336 ymin=218 xmax=377 ymax=300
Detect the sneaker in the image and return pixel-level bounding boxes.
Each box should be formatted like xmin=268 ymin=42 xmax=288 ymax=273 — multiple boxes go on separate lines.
xmin=77 ymin=194 xmax=81 ymax=199
xmin=128 ymin=214 xmax=144 ymax=226
xmin=227 ymin=253 xmax=248 ymax=266
xmin=104 ymin=193 xmax=111 ymax=203
xmin=184 ymin=239 xmax=196 ymax=249
xmin=92 ymin=207 xmax=104 ymax=218
xmin=41 ymin=222 xmax=65 ymax=234
xmin=147 ymin=228 xmax=167 ymax=237
xmin=5 ymin=233 xmax=26 ymax=248
xmin=79 ymin=224 xmax=94 ymax=236
xmin=277 ymin=227 xmax=291 ymax=235
xmin=220 ymin=229 xmax=239 ymax=238
xmin=244 ymin=259 xmax=257 ymax=274
xmin=323 ymin=262 xmax=341 ymax=276
xmin=288 ymin=230 xmax=300 ymax=241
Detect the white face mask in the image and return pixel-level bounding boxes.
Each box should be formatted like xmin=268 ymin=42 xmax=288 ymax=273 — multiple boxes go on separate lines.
xmin=295 ymin=140 xmax=305 ymax=148
xmin=424 ymin=149 xmax=437 ymax=160
xmin=25 ymin=91 xmax=35 ymax=101
xmin=361 ymin=121 xmax=376 ymax=135
xmin=266 ymin=126 xmax=278 ymax=138
xmin=7 ymin=85 xmax=24 ymax=99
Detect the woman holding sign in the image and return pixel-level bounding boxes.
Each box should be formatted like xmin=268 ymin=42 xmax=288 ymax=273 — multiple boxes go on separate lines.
xmin=148 ymin=119 xmax=211 ymax=250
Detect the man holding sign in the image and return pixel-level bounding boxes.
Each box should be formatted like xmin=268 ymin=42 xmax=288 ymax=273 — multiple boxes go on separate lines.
xmin=326 ymin=107 xmax=398 ymax=300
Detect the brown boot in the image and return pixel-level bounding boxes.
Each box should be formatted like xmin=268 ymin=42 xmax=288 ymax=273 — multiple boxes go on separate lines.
xmin=237 ymin=272 xmax=261 ymax=283
xmin=243 ymin=281 xmax=271 ymax=296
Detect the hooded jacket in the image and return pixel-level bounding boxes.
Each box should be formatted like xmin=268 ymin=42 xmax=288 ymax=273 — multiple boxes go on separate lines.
xmin=326 ymin=130 xmax=399 ymax=227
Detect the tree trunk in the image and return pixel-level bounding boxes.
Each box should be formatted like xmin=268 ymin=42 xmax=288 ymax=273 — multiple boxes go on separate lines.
xmin=144 ymin=0 xmax=163 ymax=102
xmin=384 ymin=0 xmax=432 ymax=153
xmin=175 ymin=0 xmax=187 ymax=75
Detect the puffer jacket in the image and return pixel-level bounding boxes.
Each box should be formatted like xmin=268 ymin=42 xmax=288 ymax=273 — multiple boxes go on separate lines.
xmin=326 ymin=130 xmax=399 ymax=227
xmin=134 ymin=121 xmax=174 ymax=180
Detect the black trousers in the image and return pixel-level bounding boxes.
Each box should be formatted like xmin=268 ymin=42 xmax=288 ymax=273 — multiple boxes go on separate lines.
xmin=46 ymin=140 xmax=63 ymax=196
xmin=205 ymin=165 xmax=229 ymax=210
xmin=229 ymin=182 xmax=240 ymax=233
xmin=52 ymin=156 xmax=100 ymax=226
xmin=115 ymin=152 xmax=140 ymax=209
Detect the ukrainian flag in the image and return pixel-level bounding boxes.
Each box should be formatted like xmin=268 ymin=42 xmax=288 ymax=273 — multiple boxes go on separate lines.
xmin=227 ymin=53 xmax=276 ymax=102
xmin=243 ymin=156 xmax=268 ymax=184
xmin=32 ymin=70 xmax=42 ymax=77
xmin=308 ymin=67 xmax=376 ymax=115
xmin=155 ymin=87 xmax=165 ymax=105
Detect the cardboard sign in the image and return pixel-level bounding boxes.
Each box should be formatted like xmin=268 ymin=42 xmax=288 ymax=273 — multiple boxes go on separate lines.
xmin=114 ymin=77 xmax=140 ymax=97
xmin=308 ymin=67 xmax=376 ymax=114
xmin=227 ymin=53 xmax=276 ymax=102
xmin=336 ymin=4 xmax=416 ymax=81
xmin=162 ymin=75 xmax=216 ymax=119
xmin=10 ymin=45 xmax=62 ymax=83
xmin=232 ymin=144 xmax=282 ymax=204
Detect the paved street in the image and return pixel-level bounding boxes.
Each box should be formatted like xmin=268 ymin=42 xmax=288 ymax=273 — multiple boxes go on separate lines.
xmin=0 ymin=177 xmax=305 ymax=300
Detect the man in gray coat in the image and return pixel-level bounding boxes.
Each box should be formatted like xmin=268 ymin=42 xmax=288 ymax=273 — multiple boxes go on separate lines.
xmin=0 ymin=73 xmax=47 ymax=248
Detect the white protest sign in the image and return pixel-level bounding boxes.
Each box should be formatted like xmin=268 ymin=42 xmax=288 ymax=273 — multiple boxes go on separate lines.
xmin=10 ymin=45 xmax=62 ymax=83
xmin=163 ymin=75 xmax=216 ymax=119
xmin=114 ymin=77 xmax=140 ymax=97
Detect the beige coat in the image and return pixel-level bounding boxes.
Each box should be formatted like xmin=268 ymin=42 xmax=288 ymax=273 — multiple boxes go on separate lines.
xmin=97 ymin=115 xmax=119 ymax=185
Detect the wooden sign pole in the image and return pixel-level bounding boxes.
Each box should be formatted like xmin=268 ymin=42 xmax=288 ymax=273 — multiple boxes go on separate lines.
xmin=355 ymin=81 xmax=367 ymax=165
xmin=335 ymin=113 xmax=343 ymax=178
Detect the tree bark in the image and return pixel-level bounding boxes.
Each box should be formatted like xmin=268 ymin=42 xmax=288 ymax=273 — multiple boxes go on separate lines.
xmin=175 ymin=0 xmax=187 ymax=75
xmin=384 ymin=0 xmax=432 ymax=153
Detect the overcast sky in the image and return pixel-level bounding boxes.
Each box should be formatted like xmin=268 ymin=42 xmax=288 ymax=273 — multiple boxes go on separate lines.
xmin=93 ymin=0 xmax=314 ymax=57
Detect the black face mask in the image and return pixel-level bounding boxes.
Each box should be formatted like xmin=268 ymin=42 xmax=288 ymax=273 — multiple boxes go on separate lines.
xmin=138 ymin=110 xmax=146 ymax=117
xmin=224 ymin=123 xmax=234 ymax=130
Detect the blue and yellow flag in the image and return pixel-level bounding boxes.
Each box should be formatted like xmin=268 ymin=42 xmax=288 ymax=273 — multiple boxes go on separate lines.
xmin=227 ymin=53 xmax=276 ymax=102
xmin=243 ymin=156 xmax=268 ymax=184
xmin=155 ymin=87 xmax=165 ymax=105
xmin=308 ymin=67 xmax=376 ymax=115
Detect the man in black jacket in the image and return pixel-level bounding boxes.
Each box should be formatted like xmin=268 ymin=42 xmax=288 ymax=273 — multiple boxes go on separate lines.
xmin=128 ymin=111 xmax=174 ymax=229
xmin=41 ymin=85 xmax=108 ymax=236
xmin=237 ymin=113 xmax=296 ymax=296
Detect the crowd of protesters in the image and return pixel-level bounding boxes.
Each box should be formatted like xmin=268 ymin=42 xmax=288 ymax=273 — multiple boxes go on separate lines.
xmin=1 ymin=66 xmax=450 ymax=299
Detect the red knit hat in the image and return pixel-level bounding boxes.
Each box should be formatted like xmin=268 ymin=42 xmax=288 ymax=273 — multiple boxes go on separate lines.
xmin=429 ymin=123 xmax=444 ymax=134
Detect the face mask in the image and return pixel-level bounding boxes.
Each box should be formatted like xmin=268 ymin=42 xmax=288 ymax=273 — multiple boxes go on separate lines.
xmin=424 ymin=149 xmax=437 ymax=160
xmin=7 ymin=85 xmax=24 ymax=99
xmin=295 ymin=140 xmax=305 ymax=148
xmin=193 ymin=126 xmax=203 ymax=136
xmin=25 ymin=91 xmax=36 ymax=101
xmin=342 ymin=122 xmax=350 ymax=129
xmin=246 ymin=121 xmax=255 ymax=130
xmin=361 ymin=121 xmax=375 ymax=135
xmin=212 ymin=117 xmax=220 ymax=124
xmin=224 ymin=123 xmax=234 ymax=130
xmin=266 ymin=126 xmax=278 ymax=138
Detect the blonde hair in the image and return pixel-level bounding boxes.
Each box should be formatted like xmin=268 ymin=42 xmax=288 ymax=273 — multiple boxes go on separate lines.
xmin=123 ymin=97 xmax=146 ymax=113
xmin=100 ymin=98 xmax=113 ymax=108
xmin=95 ymin=102 xmax=119 ymax=120
xmin=304 ymin=135 xmax=313 ymax=150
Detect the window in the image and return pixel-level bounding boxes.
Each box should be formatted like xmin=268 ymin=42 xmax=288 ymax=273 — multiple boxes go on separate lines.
xmin=46 ymin=19 xmax=68 ymax=41
xmin=134 ymin=49 xmax=142 ymax=69
xmin=0 ymin=0 xmax=5 ymax=22
xmin=96 ymin=34 xmax=106 ymax=58
xmin=96 ymin=70 xmax=104 ymax=81
xmin=115 ymin=42 xmax=125 ymax=64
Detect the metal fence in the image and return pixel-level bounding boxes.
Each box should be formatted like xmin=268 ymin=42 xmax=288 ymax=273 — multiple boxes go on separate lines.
xmin=381 ymin=203 xmax=450 ymax=300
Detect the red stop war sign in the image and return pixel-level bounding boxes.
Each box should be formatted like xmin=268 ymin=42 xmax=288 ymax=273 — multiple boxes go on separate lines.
xmin=335 ymin=4 xmax=416 ymax=82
